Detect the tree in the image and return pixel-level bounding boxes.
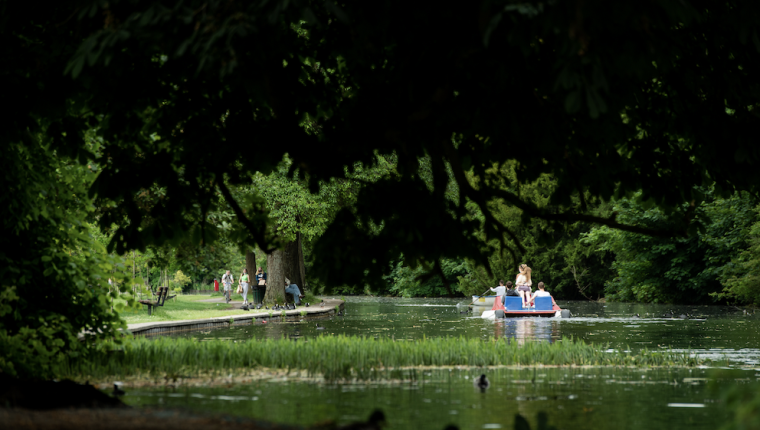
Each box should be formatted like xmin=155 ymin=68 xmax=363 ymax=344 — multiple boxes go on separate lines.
xmin=35 ymin=0 xmax=759 ymax=293
xmin=585 ymin=191 xmax=758 ymax=304
xmin=171 ymin=270 xmax=192 ymax=292
xmin=0 ymin=134 xmax=126 ymax=378
xmin=719 ymin=207 xmax=760 ymax=305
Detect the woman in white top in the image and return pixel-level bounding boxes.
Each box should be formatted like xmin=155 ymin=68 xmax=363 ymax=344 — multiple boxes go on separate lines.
xmin=515 ymin=264 xmax=532 ymax=307
xmin=529 ymin=282 xmax=557 ymax=307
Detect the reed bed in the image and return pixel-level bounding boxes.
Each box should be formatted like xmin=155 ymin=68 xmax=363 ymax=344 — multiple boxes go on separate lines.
xmin=64 ymin=336 xmax=705 ymax=381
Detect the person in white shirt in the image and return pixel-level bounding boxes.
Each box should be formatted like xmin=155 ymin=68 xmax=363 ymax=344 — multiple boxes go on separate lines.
xmin=221 ymin=270 xmax=234 ymax=303
xmin=515 ymin=264 xmax=533 ymax=307
xmin=490 ymin=280 xmax=507 ymax=297
xmin=529 ymin=282 xmax=557 ymax=307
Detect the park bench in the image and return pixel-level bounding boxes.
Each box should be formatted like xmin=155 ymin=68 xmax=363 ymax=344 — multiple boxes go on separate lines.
xmin=138 ymin=287 xmax=176 ymax=315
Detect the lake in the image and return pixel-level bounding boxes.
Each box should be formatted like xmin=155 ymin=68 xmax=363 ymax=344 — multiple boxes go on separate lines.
xmin=118 ymin=297 xmax=760 ymax=429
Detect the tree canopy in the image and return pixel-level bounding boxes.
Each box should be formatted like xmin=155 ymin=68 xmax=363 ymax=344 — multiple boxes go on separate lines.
xmin=4 ymin=0 xmax=760 ymax=376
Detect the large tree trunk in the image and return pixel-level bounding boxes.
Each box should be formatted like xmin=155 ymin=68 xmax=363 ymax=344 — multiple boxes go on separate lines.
xmin=296 ymin=232 xmax=307 ymax=291
xmin=245 ymin=250 xmax=256 ymax=283
xmin=264 ymin=237 xmax=307 ymax=304
xmin=264 ymin=249 xmax=286 ymax=304
xmin=286 ymin=234 xmax=306 ymax=290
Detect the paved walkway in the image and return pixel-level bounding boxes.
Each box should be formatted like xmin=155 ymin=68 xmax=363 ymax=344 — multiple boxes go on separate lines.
xmin=126 ymin=299 xmax=344 ymax=336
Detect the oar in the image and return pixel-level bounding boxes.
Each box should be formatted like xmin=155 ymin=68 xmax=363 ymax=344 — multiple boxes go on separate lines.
xmin=465 ymin=288 xmax=492 ymax=307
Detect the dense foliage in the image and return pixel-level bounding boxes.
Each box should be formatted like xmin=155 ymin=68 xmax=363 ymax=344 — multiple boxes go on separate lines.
xmin=0 ymin=140 xmax=126 ymax=378
xmin=10 ymin=0 xmax=757 ymax=288
xmin=585 ymin=191 xmax=759 ymax=304
xmin=717 ymin=206 xmax=760 ymax=306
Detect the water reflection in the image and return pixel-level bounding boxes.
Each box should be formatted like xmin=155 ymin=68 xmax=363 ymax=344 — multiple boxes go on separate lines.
xmin=118 ymin=367 xmax=754 ymax=430
xmin=493 ymin=318 xmax=558 ymax=345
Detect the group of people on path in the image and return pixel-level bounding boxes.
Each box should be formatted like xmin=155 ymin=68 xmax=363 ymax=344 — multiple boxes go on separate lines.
xmin=220 ymin=267 xmax=303 ymax=306
xmin=489 ymin=264 xmax=557 ymax=309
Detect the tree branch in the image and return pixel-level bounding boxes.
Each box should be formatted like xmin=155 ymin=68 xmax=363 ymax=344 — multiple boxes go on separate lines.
xmin=487 ymin=186 xmax=684 ymax=238
xmin=216 ymin=179 xmax=276 ymax=253
xmin=443 ymin=140 xmax=526 ymax=254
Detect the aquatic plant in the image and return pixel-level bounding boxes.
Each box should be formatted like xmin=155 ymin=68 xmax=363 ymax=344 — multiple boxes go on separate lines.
xmin=61 ymin=336 xmax=707 ymax=381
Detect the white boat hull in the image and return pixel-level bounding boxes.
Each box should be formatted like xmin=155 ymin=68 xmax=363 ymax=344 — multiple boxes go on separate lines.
xmin=471 ymin=295 xmax=496 ymax=307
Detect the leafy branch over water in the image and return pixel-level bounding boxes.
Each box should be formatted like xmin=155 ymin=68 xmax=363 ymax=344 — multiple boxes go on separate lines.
xmin=64 ymin=336 xmax=706 ymax=381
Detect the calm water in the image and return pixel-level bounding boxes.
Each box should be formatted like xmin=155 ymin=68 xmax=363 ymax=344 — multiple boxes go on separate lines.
xmin=121 ymin=367 xmax=757 ymax=430
xmin=119 ymin=298 xmax=760 ymax=429
xmin=168 ymin=297 xmax=760 ymax=366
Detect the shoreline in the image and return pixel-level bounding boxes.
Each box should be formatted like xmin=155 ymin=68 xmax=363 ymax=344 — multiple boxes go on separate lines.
xmin=125 ymin=299 xmax=345 ymax=337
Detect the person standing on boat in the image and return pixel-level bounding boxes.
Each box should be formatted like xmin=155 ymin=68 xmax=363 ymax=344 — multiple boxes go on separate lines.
xmin=528 ymin=282 xmax=557 ymax=307
xmin=515 ymin=264 xmax=532 ymax=308
xmin=490 ymin=280 xmax=508 ymax=311
xmin=490 ymin=280 xmax=507 ymax=297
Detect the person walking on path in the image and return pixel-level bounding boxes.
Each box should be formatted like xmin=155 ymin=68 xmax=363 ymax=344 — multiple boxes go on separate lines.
xmin=221 ymin=270 xmax=234 ymax=303
xmin=284 ymin=277 xmax=304 ymax=306
xmin=239 ymin=268 xmax=250 ymax=306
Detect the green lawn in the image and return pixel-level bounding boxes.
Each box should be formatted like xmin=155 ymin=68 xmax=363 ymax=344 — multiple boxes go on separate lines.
xmin=118 ymin=294 xmax=252 ymax=324
xmin=117 ymin=292 xmax=321 ymax=324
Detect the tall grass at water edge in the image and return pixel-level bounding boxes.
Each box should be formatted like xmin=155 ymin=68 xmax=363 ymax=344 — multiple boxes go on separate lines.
xmin=65 ymin=336 xmax=706 ymax=381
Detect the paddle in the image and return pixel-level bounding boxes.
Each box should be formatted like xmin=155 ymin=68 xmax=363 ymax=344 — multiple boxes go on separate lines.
xmin=465 ymin=288 xmax=492 ymax=307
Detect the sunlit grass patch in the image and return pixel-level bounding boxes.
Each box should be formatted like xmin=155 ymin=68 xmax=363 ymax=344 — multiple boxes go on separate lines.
xmin=117 ymin=295 xmax=249 ymax=324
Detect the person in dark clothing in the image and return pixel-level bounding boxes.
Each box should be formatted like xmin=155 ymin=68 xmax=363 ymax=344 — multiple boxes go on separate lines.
xmin=255 ymin=267 xmax=266 ymax=285
xmin=505 ymin=281 xmax=519 ymax=296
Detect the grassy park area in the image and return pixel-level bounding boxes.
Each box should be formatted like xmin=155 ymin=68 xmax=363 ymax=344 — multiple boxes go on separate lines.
xmin=118 ymin=295 xmax=246 ymax=324
xmin=117 ymin=293 xmax=321 ymax=324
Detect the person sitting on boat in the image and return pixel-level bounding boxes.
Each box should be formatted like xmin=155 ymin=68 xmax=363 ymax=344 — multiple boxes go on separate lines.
xmin=490 ymin=280 xmax=507 ymax=298
xmin=528 ymin=282 xmax=557 ymax=307
xmin=502 ymin=281 xmax=519 ymax=306
xmin=515 ymin=264 xmax=532 ymax=307
xmin=505 ymin=281 xmax=519 ymax=296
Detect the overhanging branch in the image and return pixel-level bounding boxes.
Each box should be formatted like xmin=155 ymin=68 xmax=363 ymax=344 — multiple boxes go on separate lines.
xmin=217 ymin=179 xmax=276 ymax=253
